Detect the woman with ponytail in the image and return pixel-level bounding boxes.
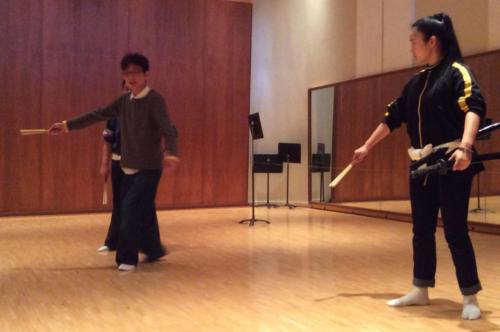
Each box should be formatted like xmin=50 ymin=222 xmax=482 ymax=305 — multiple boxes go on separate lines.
xmin=352 ymin=13 xmax=485 ymax=320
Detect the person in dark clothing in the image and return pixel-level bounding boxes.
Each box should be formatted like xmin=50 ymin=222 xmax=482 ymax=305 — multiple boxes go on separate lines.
xmin=98 ymin=116 xmax=168 ymax=256
xmin=97 ymin=117 xmax=123 ymax=252
xmin=49 ymin=53 xmax=179 ymax=271
xmin=352 ymin=13 xmax=485 ymax=320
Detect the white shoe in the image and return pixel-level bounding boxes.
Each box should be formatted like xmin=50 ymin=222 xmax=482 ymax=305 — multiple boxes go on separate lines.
xmin=118 ymin=264 xmax=136 ymax=271
xmin=97 ymin=245 xmax=110 ymax=253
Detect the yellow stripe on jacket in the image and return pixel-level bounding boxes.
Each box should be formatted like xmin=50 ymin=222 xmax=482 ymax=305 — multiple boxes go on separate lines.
xmin=452 ymin=62 xmax=472 ymax=112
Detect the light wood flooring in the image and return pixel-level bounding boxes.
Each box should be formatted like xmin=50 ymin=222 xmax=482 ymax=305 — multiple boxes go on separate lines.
xmin=1 ymin=207 xmax=499 ymax=331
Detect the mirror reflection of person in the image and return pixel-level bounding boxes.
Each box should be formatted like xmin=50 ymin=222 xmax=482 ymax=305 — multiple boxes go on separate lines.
xmin=49 ymin=53 xmax=179 ymax=271
xmin=352 ymin=13 xmax=485 ymax=320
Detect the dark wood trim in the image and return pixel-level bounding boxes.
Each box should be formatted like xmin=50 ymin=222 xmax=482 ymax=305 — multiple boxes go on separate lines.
xmin=1 ymin=0 xmax=253 ymax=215
xmin=310 ymin=202 xmax=500 ymax=236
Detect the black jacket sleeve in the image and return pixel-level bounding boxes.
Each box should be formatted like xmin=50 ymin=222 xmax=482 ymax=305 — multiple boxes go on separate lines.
xmin=451 ymin=62 xmax=486 ymax=118
xmin=382 ymin=83 xmax=408 ymax=131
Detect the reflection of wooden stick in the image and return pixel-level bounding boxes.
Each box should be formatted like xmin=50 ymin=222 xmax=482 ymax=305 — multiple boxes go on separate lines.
xmin=20 ymin=129 xmax=48 ymax=136
xmin=102 ymin=181 xmax=108 ymax=205
xmin=329 ymin=163 xmax=353 ymax=188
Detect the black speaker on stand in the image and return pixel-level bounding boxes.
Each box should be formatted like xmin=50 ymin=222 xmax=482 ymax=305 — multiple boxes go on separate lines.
xmin=278 ymin=143 xmax=301 ymax=209
xmin=239 ymin=113 xmax=270 ymax=226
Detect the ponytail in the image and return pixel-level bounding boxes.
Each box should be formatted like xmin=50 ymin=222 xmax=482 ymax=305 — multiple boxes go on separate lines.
xmin=412 ymin=13 xmax=463 ymax=64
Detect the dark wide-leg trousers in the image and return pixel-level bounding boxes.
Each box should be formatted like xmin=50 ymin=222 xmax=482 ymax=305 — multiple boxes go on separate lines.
xmin=103 ymin=160 xmax=124 ymax=250
xmin=410 ymin=169 xmax=481 ymax=295
xmin=116 ymin=169 xmax=164 ymax=266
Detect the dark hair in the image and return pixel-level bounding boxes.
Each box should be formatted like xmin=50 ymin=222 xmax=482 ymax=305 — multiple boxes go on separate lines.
xmin=412 ymin=13 xmax=463 ymax=64
xmin=120 ymin=53 xmax=150 ymax=72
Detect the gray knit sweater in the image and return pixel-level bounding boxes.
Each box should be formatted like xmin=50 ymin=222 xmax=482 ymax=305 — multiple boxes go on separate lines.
xmin=67 ymin=89 xmax=178 ymax=170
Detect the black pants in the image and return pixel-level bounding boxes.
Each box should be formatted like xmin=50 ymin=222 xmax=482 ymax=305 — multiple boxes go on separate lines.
xmin=104 ymin=160 xmax=123 ymax=250
xmin=116 ymin=169 xmax=165 ymax=266
xmin=410 ymin=169 xmax=481 ymax=295
xmin=104 ymin=161 xmax=164 ymax=254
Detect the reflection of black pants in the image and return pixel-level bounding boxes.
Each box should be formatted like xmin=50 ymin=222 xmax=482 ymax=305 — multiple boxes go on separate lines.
xmin=410 ymin=169 xmax=481 ymax=295
xmin=116 ymin=169 xmax=165 ymax=266
xmin=104 ymin=160 xmax=123 ymax=250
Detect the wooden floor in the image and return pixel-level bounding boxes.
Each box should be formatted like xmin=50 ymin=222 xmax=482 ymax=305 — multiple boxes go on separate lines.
xmin=1 ymin=207 xmax=499 ymax=331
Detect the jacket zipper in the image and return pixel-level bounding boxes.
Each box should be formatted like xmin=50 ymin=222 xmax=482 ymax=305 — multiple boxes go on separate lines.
xmin=417 ymin=70 xmax=431 ymax=148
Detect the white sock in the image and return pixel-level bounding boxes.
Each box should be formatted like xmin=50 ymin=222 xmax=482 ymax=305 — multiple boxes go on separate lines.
xmin=97 ymin=245 xmax=110 ymax=253
xmin=462 ymin=295 xmax=481 ymax=320
xmin=387 ymin=287 xmax=429 ymax=307
xmin=118 ymin=264 xmax=136 ymax=271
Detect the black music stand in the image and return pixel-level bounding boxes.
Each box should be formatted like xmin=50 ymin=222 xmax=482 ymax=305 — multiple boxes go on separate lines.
xmin=311 ymin=143 xmax=331 ymax=202
xmin=239 ymin=113 xmax=270 ymax=226
xmin=254 ymin=154 xmax=282 ymax=208
xmin=471 ymin=117 xmax=494 ymax=213
xmin=278 ymin=143 xmax=301 ymax=209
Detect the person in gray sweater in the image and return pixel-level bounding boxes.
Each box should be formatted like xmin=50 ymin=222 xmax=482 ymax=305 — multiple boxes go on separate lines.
xmin=49 ymin=53 xmax=179 ymax=271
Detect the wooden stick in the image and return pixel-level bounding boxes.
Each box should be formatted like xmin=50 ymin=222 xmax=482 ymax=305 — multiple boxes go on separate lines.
xmin=329 ymin=163 xmax=353 ymax=188
xmin=102 ymin=181 xmax=108 ymax=205
xmin=20 ymin=129 xmax=49 ymax=136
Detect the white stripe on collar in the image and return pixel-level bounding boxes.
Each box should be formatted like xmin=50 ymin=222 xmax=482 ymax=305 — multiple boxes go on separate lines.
xmin=130 ymin=86 xmax=151 ymax=100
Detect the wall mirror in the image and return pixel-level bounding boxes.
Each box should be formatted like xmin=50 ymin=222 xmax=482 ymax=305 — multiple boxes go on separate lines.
xmin=308 ymin=51 xmax=500 ymax=234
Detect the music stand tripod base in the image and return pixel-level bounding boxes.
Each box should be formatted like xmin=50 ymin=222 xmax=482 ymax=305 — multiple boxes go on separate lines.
xmin=239 ymin=218 xmax=270 ymax=226
xmin=256 ymin=202 xmax=279 ymax=208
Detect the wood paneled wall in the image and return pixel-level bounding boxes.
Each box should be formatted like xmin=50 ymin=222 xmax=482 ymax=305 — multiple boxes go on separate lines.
xmin=0 ymin=0 xmax=252 ymax=215
xmin=331 ymin=51 xmax=500 ymax=202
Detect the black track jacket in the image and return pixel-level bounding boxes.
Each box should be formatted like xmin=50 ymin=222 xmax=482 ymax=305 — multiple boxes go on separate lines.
xmin=383 ymin=60 xmax=486 ymax=148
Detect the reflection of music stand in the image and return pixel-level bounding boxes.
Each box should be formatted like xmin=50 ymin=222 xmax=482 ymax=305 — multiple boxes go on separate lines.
xmin=471 ymin=117 xmax=494 ymax=214
xmin=278 ymin=143 xmax=301 ymax=209
xmin=470 ymin=172 xmax=493 ymax=213
xmin=239 ymin=113 xmax=270 ymax=226
xmin=311 ymin=143 xmax=331 ymax=202
xmin=254 ymin=154 xmax=282 ymax=208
